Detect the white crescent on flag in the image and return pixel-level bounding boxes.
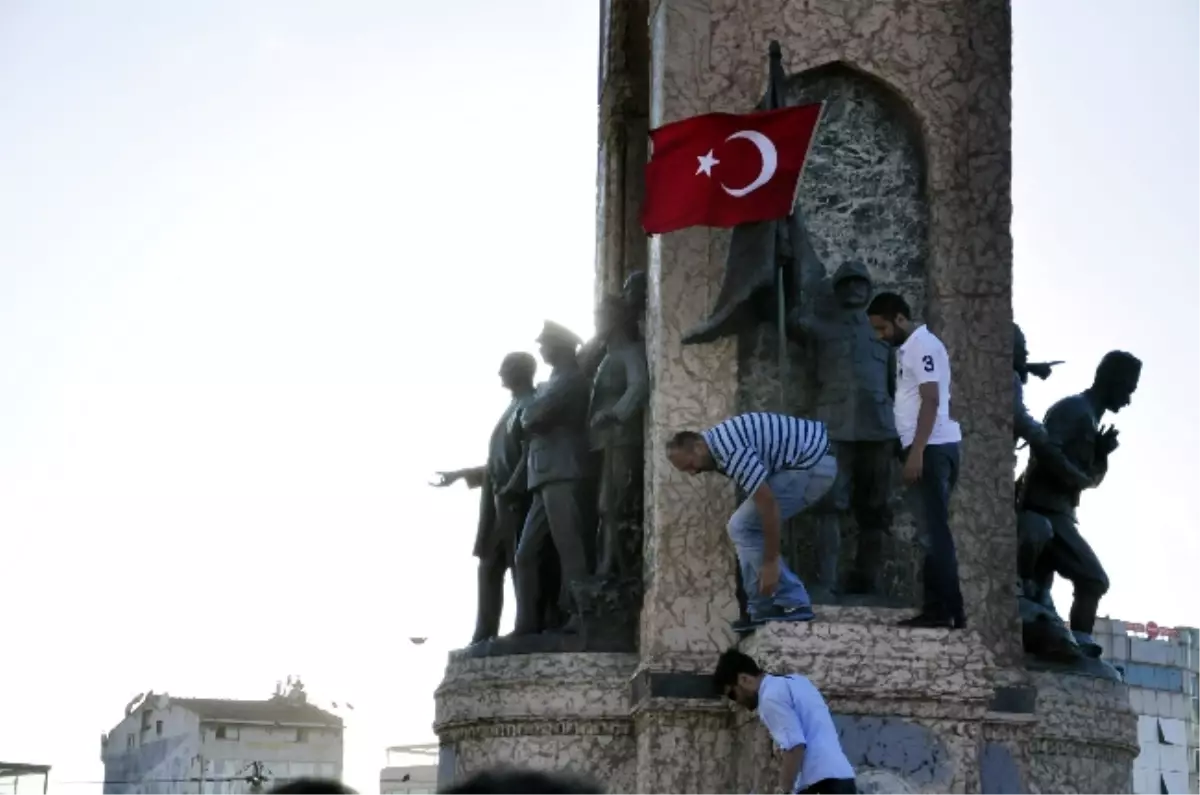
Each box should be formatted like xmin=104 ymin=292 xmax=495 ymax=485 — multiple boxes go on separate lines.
xmin=721 ymin=130 xmax=778 ymax=197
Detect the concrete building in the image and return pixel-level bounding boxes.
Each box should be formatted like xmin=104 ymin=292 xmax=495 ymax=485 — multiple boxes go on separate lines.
xmin=0 ymin=761 xmax=51 ymax=794
xmin=1094 ymin=617 xmax=1200 ymax=794
xmin=379 ymin=744 xmax=437 ymax=794
xmin=101 ymin=680 xmax=344 ymax=794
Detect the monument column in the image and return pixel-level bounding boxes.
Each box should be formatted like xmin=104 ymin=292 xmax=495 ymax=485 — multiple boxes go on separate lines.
xmin=595 ymin=0 xmax=650 ymax=301
xmin=629 ymin=2 xmax=753 ymax=792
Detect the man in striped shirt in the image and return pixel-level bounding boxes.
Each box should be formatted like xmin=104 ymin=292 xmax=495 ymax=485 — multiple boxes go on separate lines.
xmin=667 ymin=412 xmax=837 ymax=630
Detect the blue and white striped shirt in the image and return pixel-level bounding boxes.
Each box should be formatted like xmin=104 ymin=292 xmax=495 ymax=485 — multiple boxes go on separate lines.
xmin=702 ymin=412 xmax=830 ymax=496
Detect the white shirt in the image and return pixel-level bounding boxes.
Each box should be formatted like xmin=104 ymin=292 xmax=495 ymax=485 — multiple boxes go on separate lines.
xmin=758 ymin=674 xmax=855 ymax=792
xmin=894 ymin=324 xmax=961 ymax=448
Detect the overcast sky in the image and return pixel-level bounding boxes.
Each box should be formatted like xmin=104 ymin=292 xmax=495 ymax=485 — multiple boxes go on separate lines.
xmin=0 ymin=0 xmax=1196 ymax=791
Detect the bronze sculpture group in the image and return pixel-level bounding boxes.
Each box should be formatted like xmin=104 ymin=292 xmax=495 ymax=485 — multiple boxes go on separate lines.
xmin=433 ymin=272 xmax=649 ymax=650
xmin=435 ymin=265 xmax=1141 ymax=678
xmin=1014 ymin=327 xmax=1141 ymax=675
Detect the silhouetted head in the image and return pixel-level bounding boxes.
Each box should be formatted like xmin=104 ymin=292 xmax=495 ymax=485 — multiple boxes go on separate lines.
xmin=832 ymin=262 xmax=872 ymax=309
xmin=499 ymin=352 xmax=537 ymax=392
xmin=535 ymin=321 xmax=582 ymax=368
xmin=621 ymin=270 xmax=647 ymax=315
xmin=712 ymin=648 xmax=764 ymax=711
xmin=866 ymin=292 xmax=915 ymax=347
xmin=269 ymin=778 xmax=356 ymax=794
xmin=440 ymin=767 xmax=602 ymax=794
xmin=595 ymin=295 xmax=628 ymax=341
xmin=1092 ymin=350 xmax=1141 ymax=413
xmin=1014 ymin=323 xmax=1029 ymax=379
xmin=665 ymin=430 xmax=716 ymax=474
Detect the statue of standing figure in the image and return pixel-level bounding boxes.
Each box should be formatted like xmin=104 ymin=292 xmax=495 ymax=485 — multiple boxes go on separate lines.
xmin=512 ymin=321 xmax=594 ymax=636
xmin=1012 ymin=324 xmax=1092 ymax=661
xmin=786 ymin=238 xmax=897 ymax=601
xmin=430 ymin=352 xmax=539 ymax=644
xmin=1018 ymin=348 xmax=1141 ymax=667
xmin=589 ymin=292 xmax=649 ymax=579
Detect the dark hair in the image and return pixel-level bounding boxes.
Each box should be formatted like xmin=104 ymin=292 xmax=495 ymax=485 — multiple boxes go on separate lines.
xmin=1095 ymin=350 xmax=1142 ymax=386
xmin=666 ymin=430 xmax=703 ymax=451
xmin=500 ymin=351 xmax=537 ymax=383
xmin=866 ymin=291 xmax=911 ymax=322
xmin=440 ymin=767 xmax=602 ymax=794
xmin=712 ymin=648 xmax=762 ymax=696
xmin=268 ymin=778 xmax=356 ymax=794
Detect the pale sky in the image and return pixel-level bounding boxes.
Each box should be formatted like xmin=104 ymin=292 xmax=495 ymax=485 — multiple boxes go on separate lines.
xmin=0 ymin=1 xmax=1195 ymax=792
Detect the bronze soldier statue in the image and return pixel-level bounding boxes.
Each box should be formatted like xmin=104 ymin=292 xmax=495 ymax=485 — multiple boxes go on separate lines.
xmin=589 ymin=295 xmax=649 ymax=578
xmin=1019 ymin=349 xmax=1141 ymax=659
xmin=431 ymin=352 xmax=539 ymax=644
xmin=512 ymin=321 xmax=594 ymax=636
xmin=1011 ymin=324 xmax=1093 ymax=661
xmin=787 ymin=256 xmax=897 ymax=600
xmin=579 ymin=271 xmax=648 ymax=380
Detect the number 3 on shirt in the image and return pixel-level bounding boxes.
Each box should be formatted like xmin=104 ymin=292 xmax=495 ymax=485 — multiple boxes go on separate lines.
xmin=922 ymin=354 xmax=935 ymax=373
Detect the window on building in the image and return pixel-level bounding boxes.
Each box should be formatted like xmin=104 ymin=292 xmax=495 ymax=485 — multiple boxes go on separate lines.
xmin=296 ymin=728 xmax=308 ymax=743
xmin=215 ymin=725 xmax=240 ymax=741
xmin=126 ymin=734 xmax=135 ymax=748
xmin=156 ymin=720 xmax=163 ymax=737
xmin=141 ymin=711 xmax=152 ymax=730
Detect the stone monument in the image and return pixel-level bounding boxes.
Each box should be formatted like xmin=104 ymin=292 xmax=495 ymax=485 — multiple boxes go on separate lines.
xmin=434 ymin=2 xmax=1137 ymax=792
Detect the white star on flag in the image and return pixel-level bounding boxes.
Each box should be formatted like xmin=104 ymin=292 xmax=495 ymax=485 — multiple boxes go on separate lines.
xmin=695 ymin=149 xmax=719 ymax=177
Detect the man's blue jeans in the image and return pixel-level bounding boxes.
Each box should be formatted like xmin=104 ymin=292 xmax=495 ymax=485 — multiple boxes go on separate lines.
xmin=905 ymin=442 xmax=963 ymax=620
xmin=728 ymin=454 xmax=838 ymax=619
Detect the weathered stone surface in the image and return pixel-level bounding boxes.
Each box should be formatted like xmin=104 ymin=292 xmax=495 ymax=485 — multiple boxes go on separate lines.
xmin=435 ymin=2 xmax=1136 ymax=793
xmin=434 ymin=652 xmax=638 ymax=791
xmin=1025 ymin=669 xmax=1138 ymax=794
xmin=737 ymin=65 xmax=928 ymax=604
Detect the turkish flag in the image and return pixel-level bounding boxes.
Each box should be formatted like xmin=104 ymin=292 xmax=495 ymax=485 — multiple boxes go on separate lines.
xmin=641 ymin=103 xmax=822 ymax=235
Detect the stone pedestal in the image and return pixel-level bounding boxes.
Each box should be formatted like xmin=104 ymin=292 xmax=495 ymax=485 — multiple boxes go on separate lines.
xmin=433 ymin=652 xmax=639 ymax=791
xmin=432 ymin=0 xmax=1136 ymax=792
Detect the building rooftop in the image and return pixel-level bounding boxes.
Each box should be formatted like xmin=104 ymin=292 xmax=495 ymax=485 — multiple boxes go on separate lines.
xmin=173 ymin=697 xmax=343 ymax=728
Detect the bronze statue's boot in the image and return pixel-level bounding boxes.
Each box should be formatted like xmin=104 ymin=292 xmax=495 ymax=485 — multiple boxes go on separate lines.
xmin=1023 ymin=617 xmax=1083 ymax=662
xmin=1071 ymin=631 xmax=1103 ymax=659
xmin=845 ymin=526 xmax=884 ymax=597
xmin=812 ymin=514 xmax=841 ymax=601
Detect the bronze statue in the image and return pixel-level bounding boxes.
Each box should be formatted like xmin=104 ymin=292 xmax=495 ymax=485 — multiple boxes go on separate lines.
xmin=1018 ymin=349 xmax=1141 ymax=662
xmin=589 ymin=295 xmax=649 ymax=578
xmin=580 ymin=271 xmax=648 ymax=378
xmin=431 ymin=352 xmax=539 ymax=644
xmin=512 ymin=321 xmax=594 ymax=636
xmin=786 ymin=246 xmax=897 ymax=600
xmin=1011 ymin=325 xmax=1093 ymax=661
xmin=681 ymin=44 xmax=795 ymax=345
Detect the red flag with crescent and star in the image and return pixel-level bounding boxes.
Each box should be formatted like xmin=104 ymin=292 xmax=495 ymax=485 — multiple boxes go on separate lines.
xmin=641 ymin=103 xmax=823 ymax=235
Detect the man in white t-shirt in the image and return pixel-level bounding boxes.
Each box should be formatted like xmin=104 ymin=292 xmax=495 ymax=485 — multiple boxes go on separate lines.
xmin=867 ymin=292 xmax=965 ymax=630
xmin=714 ymin=648 xmax=857 ymax=794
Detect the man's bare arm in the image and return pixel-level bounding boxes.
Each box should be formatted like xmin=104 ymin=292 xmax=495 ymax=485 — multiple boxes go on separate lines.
xmin=912 ymin=382 xmax=940 ymax=454
xmin=779 ymin=746 xmax=805 ymax=794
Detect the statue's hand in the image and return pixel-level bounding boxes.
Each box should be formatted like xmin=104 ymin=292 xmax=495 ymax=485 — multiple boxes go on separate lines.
xmin=590 ymin=410 xmax=617 ymax=430
xmin=1026 ymin=361 xmax=1064 ymax=380
xmin=429 ymin=470 xmax=461 ymax=488
xmin=1096 ymin=425 xmax=1120 ymax=456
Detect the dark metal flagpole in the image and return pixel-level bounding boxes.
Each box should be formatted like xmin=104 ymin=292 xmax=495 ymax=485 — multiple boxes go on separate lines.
xmin=763 ymin=43 xmax=790 ymax=408
xmin=765 ymin=41 xmax=824 ymax=412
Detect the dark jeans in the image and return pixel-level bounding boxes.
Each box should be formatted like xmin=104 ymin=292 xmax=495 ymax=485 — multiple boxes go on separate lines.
xmin=904 ymin=442 xmax=963 ymax=621
xmin=800 ymin=777 xmax=858 ymax=794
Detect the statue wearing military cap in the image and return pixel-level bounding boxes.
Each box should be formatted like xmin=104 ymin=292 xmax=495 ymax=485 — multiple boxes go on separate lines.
xmin=512 ymin=320 xmax=594 ymax=635
xmin=787 ymin=255 xmax=898 ymax=601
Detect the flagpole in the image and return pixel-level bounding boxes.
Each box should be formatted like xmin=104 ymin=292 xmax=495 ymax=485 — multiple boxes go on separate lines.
xmin=777 ymin=98 xmax=826 ymax=413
